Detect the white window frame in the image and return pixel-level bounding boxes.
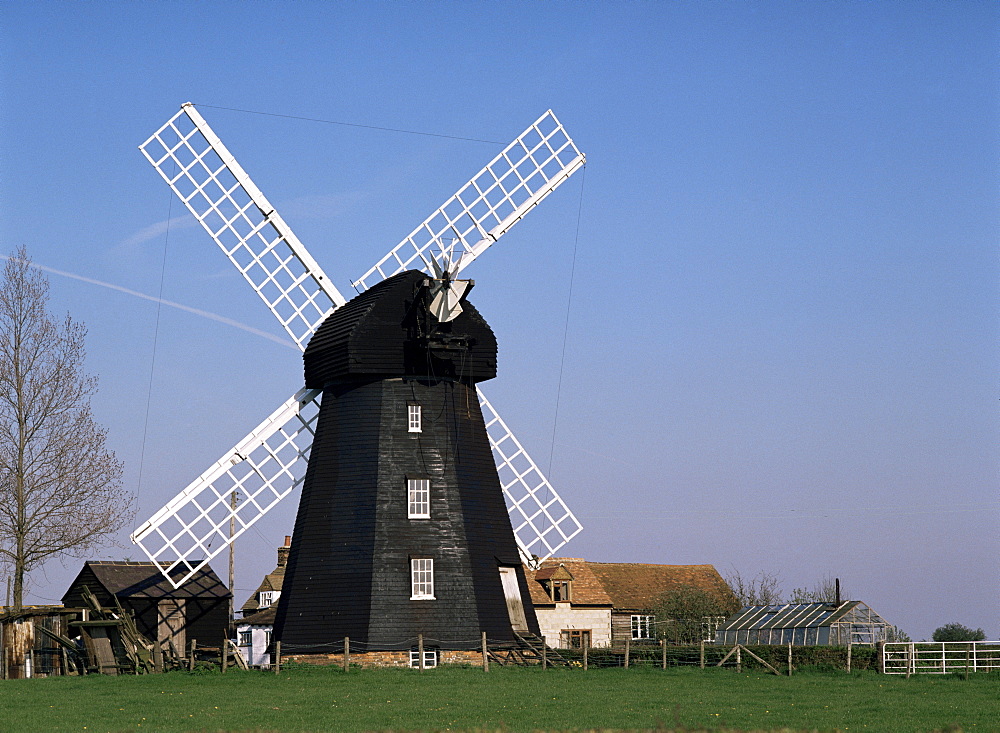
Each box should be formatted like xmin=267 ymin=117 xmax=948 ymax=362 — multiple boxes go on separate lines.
xmin=410 ymin=558 xmax=435 ymax=600
xmin=409 ymin=648 xmax=438 ymax=668
xmin=258 ymin=590 xmax=277 ymax=608
xmin=631 ymin=614 xmax=654 ymax=640
xmin=408 ymin=404 xmax=422 ymax=432
xmin=238 ymin=630 xmax=252 ymax=646
xmin=407 ymin=478 xmax=430 ymax=519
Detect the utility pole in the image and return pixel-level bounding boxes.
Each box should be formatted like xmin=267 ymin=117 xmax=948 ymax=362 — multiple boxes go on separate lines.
xmin=228 ymin=491 xmax=237 ymax=623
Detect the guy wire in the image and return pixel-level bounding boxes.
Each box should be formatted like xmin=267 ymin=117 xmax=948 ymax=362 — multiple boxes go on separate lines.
xmin=547 ymin=165 xmax=587 ymax=479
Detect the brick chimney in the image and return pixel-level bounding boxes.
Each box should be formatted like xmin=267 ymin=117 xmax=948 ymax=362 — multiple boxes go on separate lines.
xmin=277 ymin=535 xmax=291 ymax=567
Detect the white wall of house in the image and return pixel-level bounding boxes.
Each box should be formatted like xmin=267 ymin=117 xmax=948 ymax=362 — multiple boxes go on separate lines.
xmin=236 ymin=623 xmax=272 ymax=667
xmin=535 ymin=604 xmax=612 ymax=648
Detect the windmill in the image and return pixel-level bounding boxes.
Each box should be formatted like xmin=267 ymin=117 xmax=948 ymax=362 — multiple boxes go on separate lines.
xmin=132 ymin=103 xmax=585 ymax=649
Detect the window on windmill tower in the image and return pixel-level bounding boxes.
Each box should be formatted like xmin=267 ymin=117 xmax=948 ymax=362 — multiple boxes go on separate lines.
xmin=408 ymin=404 xmax=422 ymax=432
xmin=239 ymin=630 xmax=252 ymax=646
xmin=407 ymin=478 xmax=430 ymax=519
xmin=409 ymin=647 xmax=439 ymax=668
xmin=549 ymin=580 xmax=572 ymax=602
xmin=410 ymin=558 xmax=435 ymax=600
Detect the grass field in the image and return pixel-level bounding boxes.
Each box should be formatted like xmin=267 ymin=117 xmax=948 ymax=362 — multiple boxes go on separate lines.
xmin=1 ymin=664 xmax=997 ymax=733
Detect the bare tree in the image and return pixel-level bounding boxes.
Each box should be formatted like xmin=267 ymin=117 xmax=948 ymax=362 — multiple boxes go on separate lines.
xmin=0 ymin=247 xmax=131 ymax=608
xmin=725 ymin=568 xmax=784 ymax=607
xmin=789 ymin=574 xmax=846 ymax=603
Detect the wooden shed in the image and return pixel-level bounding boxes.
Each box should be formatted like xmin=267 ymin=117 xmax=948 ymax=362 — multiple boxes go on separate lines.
xmin=62 ymin=561 xmax=231 ymax=655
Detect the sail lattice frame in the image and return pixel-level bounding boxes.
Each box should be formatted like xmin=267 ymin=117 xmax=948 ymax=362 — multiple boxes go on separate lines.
xmin=131 ymin=389 xmax=321 ymax=587
xmin=140 ymin=104 xmax=345 ymax=350
xmin=479 ymin=390 xmax=583 ymax=567
xmin=353 ymin=109 xmax=585 ymax=289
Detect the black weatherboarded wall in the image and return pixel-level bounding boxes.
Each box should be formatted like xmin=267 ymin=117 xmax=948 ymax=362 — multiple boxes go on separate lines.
xmin=273 ymin=270 xmax=539 ymax=650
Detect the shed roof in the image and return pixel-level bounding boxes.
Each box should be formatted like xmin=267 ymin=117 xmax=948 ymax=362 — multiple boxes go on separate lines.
xmin=718 ymin=601 xmax=887 ymax=631
xmin=64 ymin=561 xmax=230 ymax=601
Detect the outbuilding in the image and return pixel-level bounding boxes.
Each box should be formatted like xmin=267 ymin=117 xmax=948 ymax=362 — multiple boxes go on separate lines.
xmin=62 ymin=561 xmax=231 ymax=655
xmin=715 ymin=600 xmax=891 ymax=645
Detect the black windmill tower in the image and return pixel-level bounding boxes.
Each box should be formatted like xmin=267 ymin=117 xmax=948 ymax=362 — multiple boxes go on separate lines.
xmin=132 ymin=104 xmax=585 ymax=651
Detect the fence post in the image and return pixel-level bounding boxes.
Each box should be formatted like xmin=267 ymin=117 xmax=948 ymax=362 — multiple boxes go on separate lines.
xmin=583 ymin=643 xmax=588 ymax=671
xmin=699 ymin=639 xmax=705 ymax=669
xmin=28 ymin=648 xmax=35 ymax=678
xmin=542 ymin=635 xmax=547 ymax=670
xmin=221 ymin=637 xmax=228 ymax=673
xmin=189 ymin=639 xmax=197 ymax=671
xmin=736 ymin=644 xmax=741 ymax=674
xmin=418 ymin=633 xmax=424 ymax=671
xmin=274 ymin=640 xmax=281 ymax=674
xmin=662 ymin=639 xmax=667 ymax=670
xmin=964 ymin=644 xmax=970 ymax=680
xmin=846 ymin=642 xmax=852 ymax=673
xmin=787 ymin=643 xmax=792 ymax=676
xmin=61 ymin=646 xmax=69 ymax=676
xmin=905 ymin=644 xmax=911 ymax=679
xmin=876 ymin=641 xmax=885 ymax=674
xmin=624 ymin=635 xmax=630 ymax=669
xmin=343 ymin=637 xmax=350 ymax=672
xmin=482 ymin=632 xmax=489 ymax=672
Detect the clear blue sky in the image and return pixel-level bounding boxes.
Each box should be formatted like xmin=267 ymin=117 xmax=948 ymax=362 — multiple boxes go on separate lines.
xmin=1 ymin=1 xmax=996 ymax=641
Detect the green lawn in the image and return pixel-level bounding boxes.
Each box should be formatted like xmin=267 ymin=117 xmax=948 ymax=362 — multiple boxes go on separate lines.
xmin=1 ymin=665 xmax=996 ymax=733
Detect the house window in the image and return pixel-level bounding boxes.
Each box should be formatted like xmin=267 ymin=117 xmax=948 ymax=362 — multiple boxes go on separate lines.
xmin=409 ymin=647 xmax=439 ymax=668
xmin=264 ymin=629 xmax=272 ymax=646
xmin=239 ymin=630 xmax=251 ymax=646
xmin=408 ymin=404 xmax=422 ymax=432
xmin=550 ymin=580 xmax=571 ymax=602
xmin=258 ymin=590 xmax=277 ymax=608
xmin=410 ymin=558 xmax=434 ymax=600
xmin=560 ymin=629 xmax=591 ymax=649
xmin=407 ymin=478 xmax=430 ymax=519
xmin=631 ymin=615 xmax=654 ymax=640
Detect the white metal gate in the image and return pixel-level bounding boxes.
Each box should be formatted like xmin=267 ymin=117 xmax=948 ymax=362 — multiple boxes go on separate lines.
xmin=883 ymin=641 xmax=1000 ymax=674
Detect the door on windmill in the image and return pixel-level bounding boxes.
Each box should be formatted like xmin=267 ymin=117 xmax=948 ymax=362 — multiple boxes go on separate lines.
xmin=498 ymin=566 xmax=529 ymax=632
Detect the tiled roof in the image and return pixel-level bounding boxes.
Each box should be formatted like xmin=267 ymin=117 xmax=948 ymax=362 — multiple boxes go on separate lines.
xmin=241 ymin=566 xmax=286 ymax=612
xmin=586 ymin=562 xmax=732 ymax=611
xmin=525 ymin=558 xmax=732 ymax=612
xmin=525 ymin=559 xmax=612 ymax=606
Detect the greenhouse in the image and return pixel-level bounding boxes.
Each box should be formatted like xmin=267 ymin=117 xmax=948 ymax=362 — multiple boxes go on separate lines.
xmin=715 ymin=601 xmax=891 ymax=646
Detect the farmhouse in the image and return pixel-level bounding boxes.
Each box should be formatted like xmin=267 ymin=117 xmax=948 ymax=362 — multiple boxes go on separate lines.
xmin=239 ymin=536 xmax=290 ymax=619
xmin=526 ymin=559 xmax=734 ymax=648
xmin=62 ymin=561 xmax=231 ymax=655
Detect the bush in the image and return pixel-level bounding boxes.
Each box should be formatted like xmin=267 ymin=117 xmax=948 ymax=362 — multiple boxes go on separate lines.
xmin=933 ymin=623 xmax=986 ymax=642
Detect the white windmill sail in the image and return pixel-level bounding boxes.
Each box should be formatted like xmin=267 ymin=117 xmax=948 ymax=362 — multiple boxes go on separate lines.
xmin=352 ymin=109 xmax=585 ymax=289
xmin=132 ymin=104 xmax=584 ymax=587
xmin=139 ymin=103 xmax=346 ymax=349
